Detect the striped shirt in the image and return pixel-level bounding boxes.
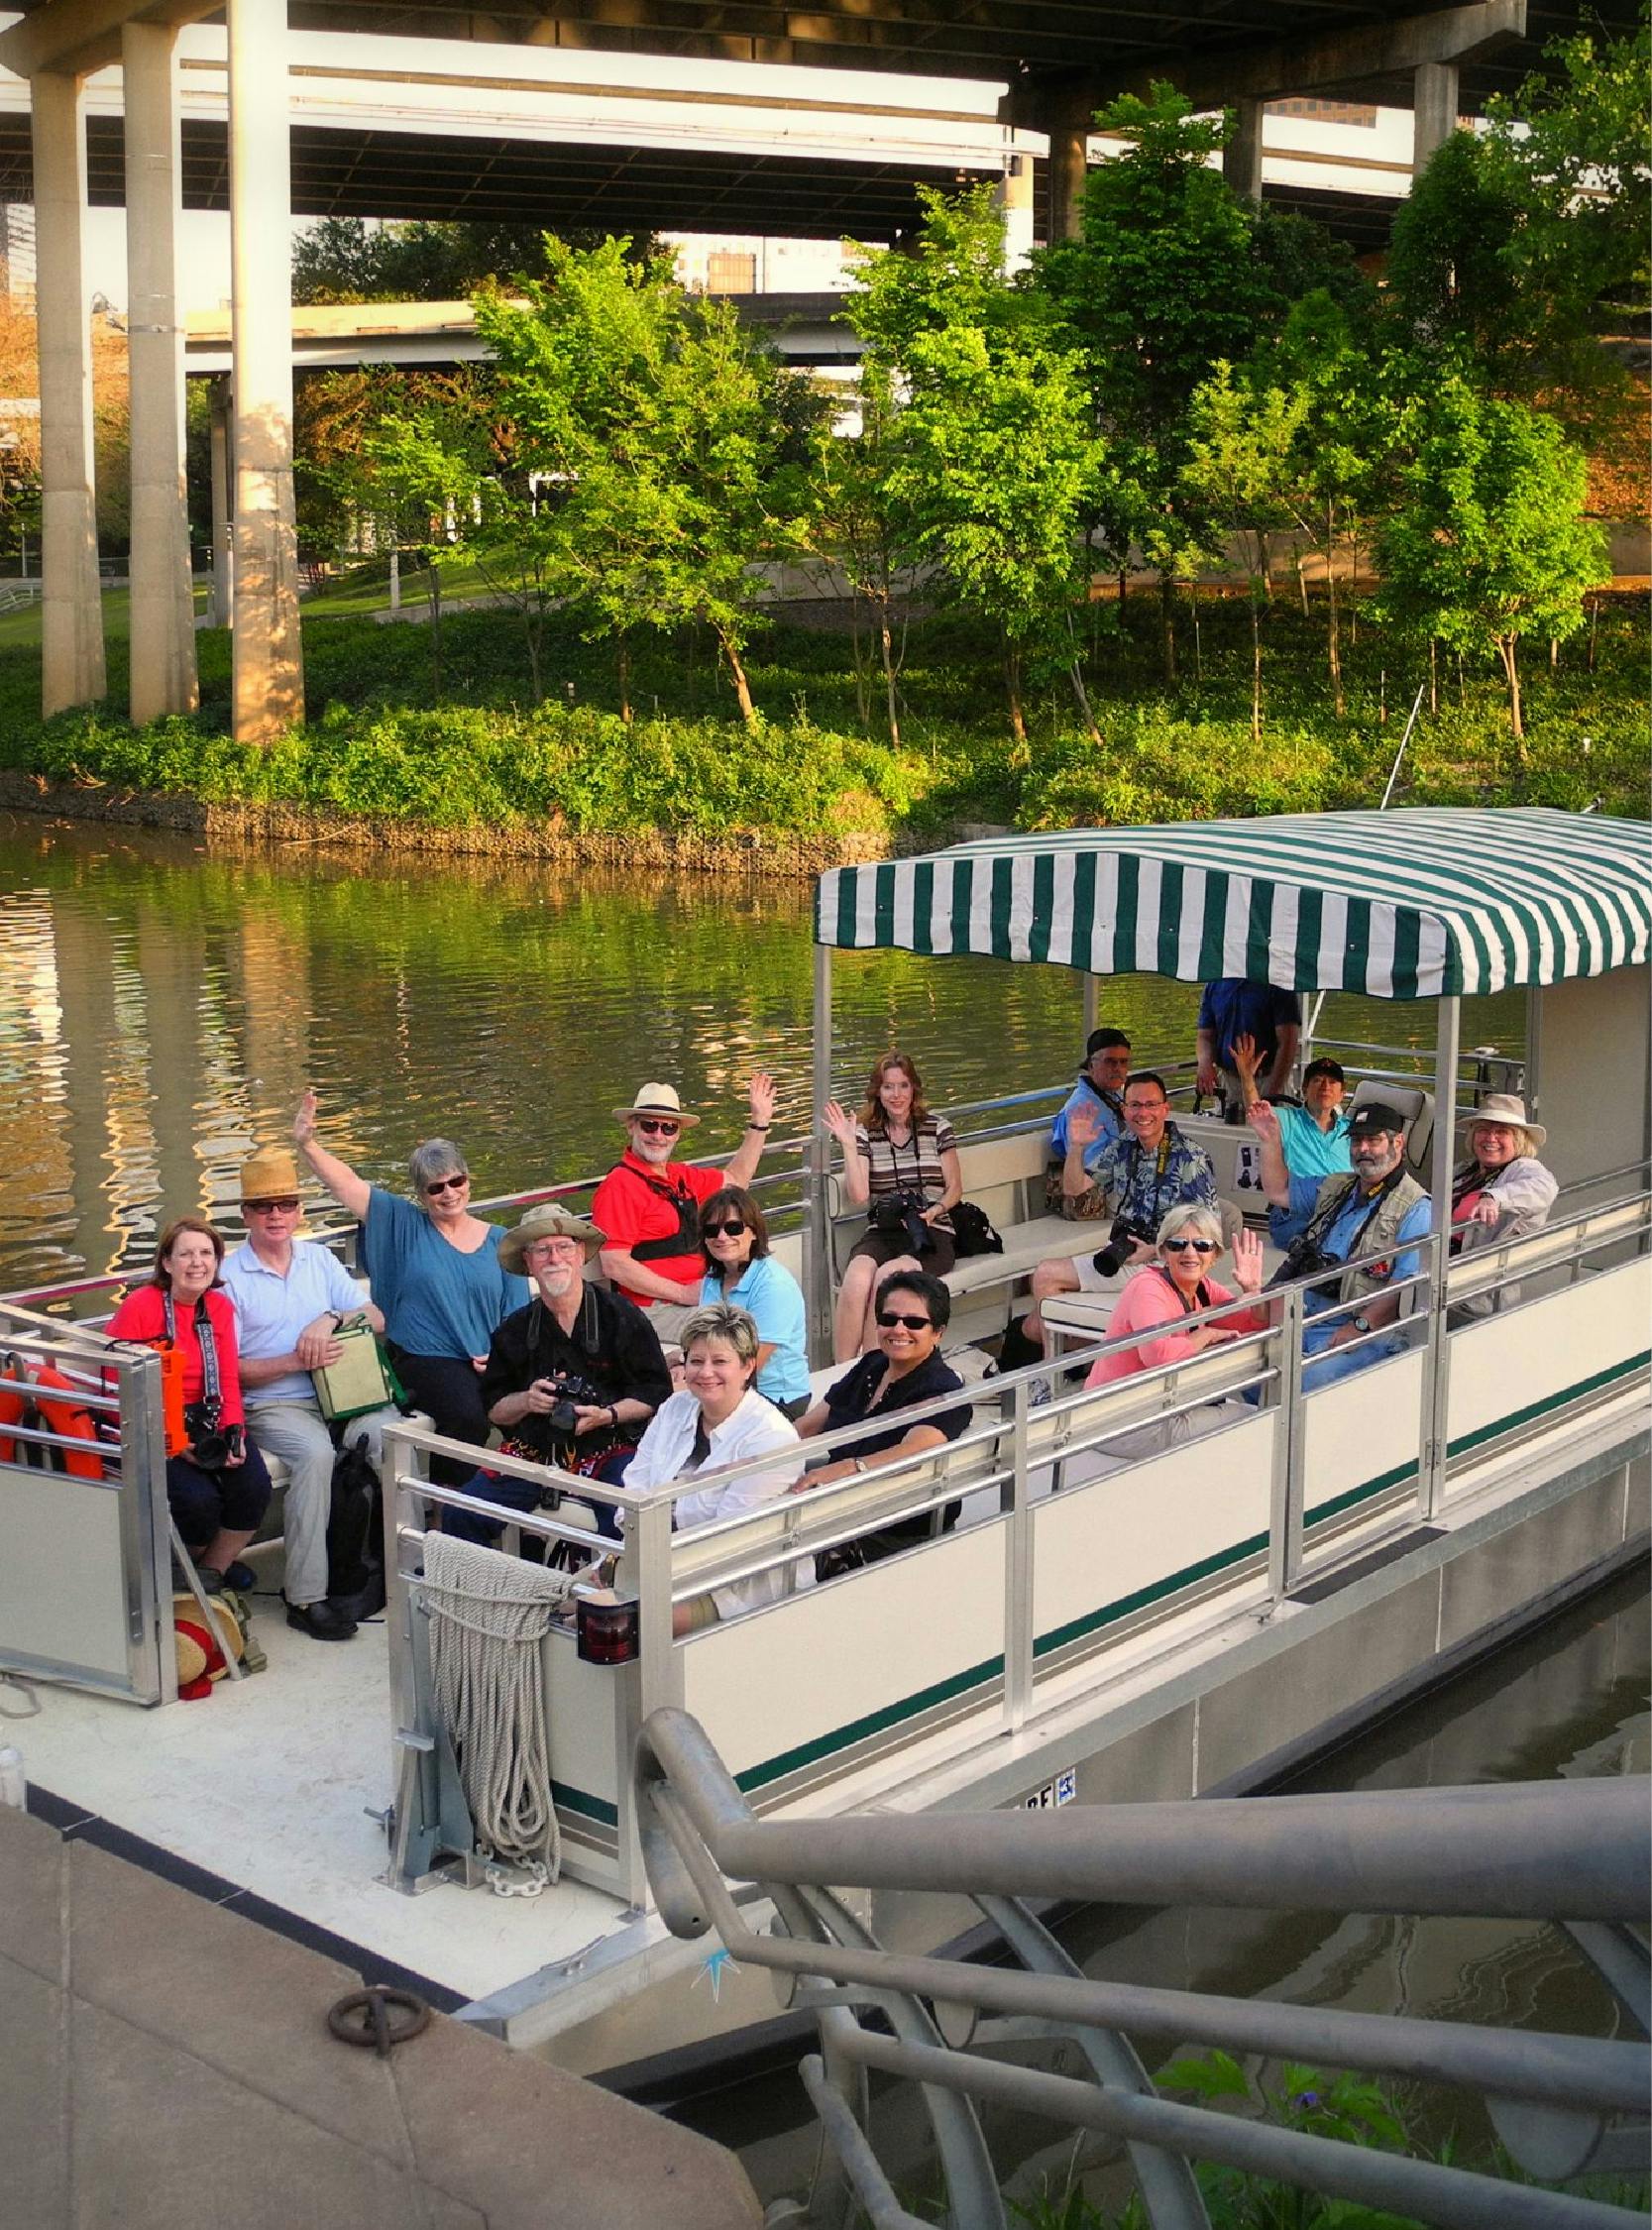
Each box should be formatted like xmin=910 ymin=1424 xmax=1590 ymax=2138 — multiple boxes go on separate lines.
xmin=855 ymin=1115 xmax=958 ymax=1235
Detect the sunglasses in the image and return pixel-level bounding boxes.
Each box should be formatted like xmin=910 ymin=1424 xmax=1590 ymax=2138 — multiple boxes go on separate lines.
xmin=245 ymin=1196 xmax=300 ymax=1214
xmin=703 ymin=1219 xmax=748 ymax=1239
xmin=425 ymin=1172 xmax=469 ymax=1195
xmin=636 ymin=1117 xmax=681 ymax=1137
xmin=877 ymin=1309 xmax=935 ymax=1332
xmin=1162 ymin=1237 xmax=1219 ymax=1255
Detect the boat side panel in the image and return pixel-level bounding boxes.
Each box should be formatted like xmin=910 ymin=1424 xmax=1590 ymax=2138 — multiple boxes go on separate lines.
xmin=0 ymin=1461 xmax=130 ymax=1682
xmin=1300 ymin=1348 xmax=1426 ymax=1524
xmin=1536 ymin=964 xmax=1650 ymax=1196
xmin=1446 ymin=1259 xmax=1652 ymax=1458
xmin=1029 ymin=1412 xmax=1275 ymax=1655
xmin=677 ymin=1522 xmax=1008 ymax=1791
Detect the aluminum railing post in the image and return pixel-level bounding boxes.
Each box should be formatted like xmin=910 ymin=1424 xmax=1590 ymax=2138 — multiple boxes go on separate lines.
xmin=117 ymin=1343 xmax=174 ymax=1704
xmin=1003 ymin=1373 xmax=1033 ymax=1730
xmin=1267 ymin=1283 xmax=1306 ymax=1607
xmin=1420 ymin=994 xmax=1461 ymax=1521
xmin=809 ymin=939 xmax=835 ymax=1364
xmin=635 ymin=1496 xmax=681 ymax=1725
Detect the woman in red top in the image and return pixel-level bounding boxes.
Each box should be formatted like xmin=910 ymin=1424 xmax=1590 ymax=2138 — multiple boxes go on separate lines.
xmin=1084 ymin=1206 xmax=1267 ymax=1458
xmin=107 ymin=1217 xmax=272 ymax=1594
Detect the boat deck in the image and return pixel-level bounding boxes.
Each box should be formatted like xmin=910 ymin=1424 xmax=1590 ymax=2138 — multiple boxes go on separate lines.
xmin=10 ymin=1549 xmax=631 ymax=2011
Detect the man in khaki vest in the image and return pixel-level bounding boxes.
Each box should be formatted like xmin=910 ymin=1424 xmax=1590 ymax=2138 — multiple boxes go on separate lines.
xmin=1248 ymin=1098 xmax=1431 ymax=1391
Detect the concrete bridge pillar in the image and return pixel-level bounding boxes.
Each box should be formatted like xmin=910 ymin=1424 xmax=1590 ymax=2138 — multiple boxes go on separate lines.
xmin=997 ymin=151 xmax=1034 ymax=274
xmin=123 ymin=21 xmax=198 ymax=725
xmin=31 ymin=67 xmax=105 ymax=717
xmin=209 ymin=376 xmax=233 ymax=630
xmin=1224 ymin=95 xmax=1266 ymax=205
xmin=1412 ymin=60 xmax=1461 ymax=171
xmin=1045 ymin=121 xmax=1088 ymax=243
xmin=227 ymin=0 xmax=302 ymax=740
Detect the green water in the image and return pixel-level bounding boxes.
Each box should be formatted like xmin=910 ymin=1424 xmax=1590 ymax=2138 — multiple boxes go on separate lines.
xmin=0 ymin=815 xmax=1523 ymax=1295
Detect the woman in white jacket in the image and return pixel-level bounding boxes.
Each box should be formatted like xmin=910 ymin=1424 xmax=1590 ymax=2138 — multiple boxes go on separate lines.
xmin=1450 ymin=1093 xmax=1558 ymax=1316
xmin=624 ymin=1303 xmax=801 ymax=1630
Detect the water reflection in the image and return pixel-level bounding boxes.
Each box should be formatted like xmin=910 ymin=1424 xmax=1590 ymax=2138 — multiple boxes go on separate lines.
xmin=0 ymin=817 xmax=1521 ymax=1293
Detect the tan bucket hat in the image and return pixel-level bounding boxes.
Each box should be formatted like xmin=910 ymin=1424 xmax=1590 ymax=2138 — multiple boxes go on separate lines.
xmin=239 ymin=1147 xmax=304 ymax=1204
xmin=498 ymin=1202 xmax=606 ymax=1275
xmin=612 ymin=1080 xmax=700 ymax=1132
xmin=1459 ymin=1091 xmax=1546 ymax=1151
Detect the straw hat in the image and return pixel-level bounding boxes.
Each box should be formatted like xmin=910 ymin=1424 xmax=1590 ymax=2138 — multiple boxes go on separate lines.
xmin=498 ymin=1202 xmax=606 ymax=1275
xmin=239 ymin=1147 xmax=303 ymax=1203
xmin=611 ymin=1081 xmax=700 ymax=1131
xmin=1459 ymin=1091 xmax=1546 ymax=1151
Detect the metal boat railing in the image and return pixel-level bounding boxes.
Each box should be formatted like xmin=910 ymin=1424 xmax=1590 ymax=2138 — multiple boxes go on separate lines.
xmin=634 ymin=1706 xmax=1650 ymax=2230
xmin=377 ymin=1182 xmax=1649 ymax=1900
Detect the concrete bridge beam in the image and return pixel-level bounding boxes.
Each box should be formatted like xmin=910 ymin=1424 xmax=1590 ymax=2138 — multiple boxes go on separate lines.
xmin=32 ymin=66 xmax=105 ymax=718
xmin=227 ymin=0 xmax=302 ymax=741
xmin=122 ymin=19 xmax=198 ymax=724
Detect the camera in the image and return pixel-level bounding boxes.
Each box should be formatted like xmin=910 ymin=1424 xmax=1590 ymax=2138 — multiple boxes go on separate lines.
xmin=1091 ymin=1216 xmax=1156 ymax=1281
xmin=1267 ymin=1237 xmax=1336 ymax=1290
xmin=867 ymin=1190 xmax=933 ymax=1257
xmin=542 ymin=1373 xmax=603 ymax=1440
xmin=183 ymin=1398 xmax=242 ymax=1472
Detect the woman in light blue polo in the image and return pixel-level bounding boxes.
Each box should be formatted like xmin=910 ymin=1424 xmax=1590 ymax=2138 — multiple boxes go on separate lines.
xmin=697 ymin=1186 xmax=810 ymax=1417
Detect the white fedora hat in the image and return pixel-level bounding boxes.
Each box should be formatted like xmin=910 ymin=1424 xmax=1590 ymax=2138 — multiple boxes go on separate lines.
xmin=612 ymin=1080 xmax=700 ymax=1132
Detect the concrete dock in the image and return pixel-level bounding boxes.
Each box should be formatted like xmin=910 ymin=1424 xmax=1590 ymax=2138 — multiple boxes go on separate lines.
xmin=0 ymin=1799 xmax=760 ymax=2230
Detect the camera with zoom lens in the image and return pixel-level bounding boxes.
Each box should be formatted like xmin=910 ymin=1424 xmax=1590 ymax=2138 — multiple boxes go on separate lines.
xmin=1091 ymin=1215 xmax=1157 ymax=1281
xmin=183 ymin=1398 xmax=242 ymax=1472
xmin=867 ymin=1189 xmax=934 ymax=1257
xmin=1267 ymin=1236 xmax=1336 ymax=1290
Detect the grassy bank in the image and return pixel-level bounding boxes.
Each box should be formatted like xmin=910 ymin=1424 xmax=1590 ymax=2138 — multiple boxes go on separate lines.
xmin=0 ymin=591 xmax=1643 ymax=856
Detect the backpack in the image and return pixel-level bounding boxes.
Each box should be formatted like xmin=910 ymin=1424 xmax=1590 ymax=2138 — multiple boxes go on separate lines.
xmin=325 ymin=1435 xmax=386 ymax=1620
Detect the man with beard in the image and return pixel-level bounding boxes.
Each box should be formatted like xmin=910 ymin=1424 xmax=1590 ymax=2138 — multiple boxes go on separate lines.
xmin=448 ymin=1203 xmax=673 ymax=1546
xmin=1248 ymin=1097 xmax=1431 ymax=1389
xmin=592 ymin=1076 xmax=776 ymax=1345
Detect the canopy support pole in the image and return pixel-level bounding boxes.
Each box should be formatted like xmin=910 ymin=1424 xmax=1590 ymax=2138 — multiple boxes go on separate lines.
xmin=1523 ymin=982 xmax=1542 ymax=1128
xmin=1082 ymin=973 xmax=1100 ymax=1041
xmin=808 ymin=941 xmax=834 ymax=1364
xmin=1418 ymin=994 xmax=1460 ymax=1522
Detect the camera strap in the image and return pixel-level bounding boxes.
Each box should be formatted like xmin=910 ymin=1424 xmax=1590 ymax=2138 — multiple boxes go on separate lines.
xmin=626 ymin=1163 xmax=707 ymax=1264
xmin=1152 ymin=1266 xmax=1213 ymax=1317
xmin=163 ymin=1290 xmax=223 ymax=1424
xmin=1124 ymin=1130 xmax=1174 ymax=1231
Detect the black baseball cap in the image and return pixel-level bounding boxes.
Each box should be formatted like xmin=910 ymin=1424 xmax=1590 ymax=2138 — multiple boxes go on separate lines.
xmin=1303 ymin=1057 xmax=1345 ymax=1085
xmin=1349 ymin=1101 xmax=1405 ymax=1139
xmin=1085 ymin=1028 xmax=1131 ymax=1059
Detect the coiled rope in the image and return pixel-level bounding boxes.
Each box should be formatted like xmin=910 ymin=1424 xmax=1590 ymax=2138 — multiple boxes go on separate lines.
xmin=419 ymin=1534 xmax=564 ymax=1894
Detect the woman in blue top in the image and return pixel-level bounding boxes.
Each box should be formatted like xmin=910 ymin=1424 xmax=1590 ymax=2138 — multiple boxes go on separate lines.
xmin=696 ymin=1186 xmax=811 ymax=1418
xmin=293 ymin=1090 xmax=528 ymax=1483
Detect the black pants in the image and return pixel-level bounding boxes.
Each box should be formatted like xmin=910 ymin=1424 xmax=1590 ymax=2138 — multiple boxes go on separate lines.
xmin=166 ymin=1444 xmax=273 ymax=1549
xmin=386 ymin=1346 xmax=492 ymax=1486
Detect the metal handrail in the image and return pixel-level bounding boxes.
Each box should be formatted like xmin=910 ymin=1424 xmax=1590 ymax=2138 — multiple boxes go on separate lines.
xmin=635 ymin=1708 xmax=1652 ymax=2230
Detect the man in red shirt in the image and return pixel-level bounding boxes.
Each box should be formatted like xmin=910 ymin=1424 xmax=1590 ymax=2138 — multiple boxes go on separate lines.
xmin=592 ymin=1075 xmax=776 ymax=1343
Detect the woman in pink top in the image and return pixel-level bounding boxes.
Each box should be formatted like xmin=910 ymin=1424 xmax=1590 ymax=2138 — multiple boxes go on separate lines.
xmin=1085 ymin=1205 xmax=1267 ymax=1456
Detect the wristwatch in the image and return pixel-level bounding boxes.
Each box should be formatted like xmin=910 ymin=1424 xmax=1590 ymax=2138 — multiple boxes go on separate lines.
xmin=1352 ymin=1314 xmax=1372 ymax=1334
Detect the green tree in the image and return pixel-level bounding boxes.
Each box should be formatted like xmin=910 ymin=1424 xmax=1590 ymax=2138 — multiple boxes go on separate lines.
xmin=471 ymin=237 xmax=810 ymax=725
xmin=1181 ymin=365 xmax=1307 ymax=738
xmin=801 ymin=365 xmax=920 ymax=747
xmin=1375 ymin=380 xmax=1607 ymax=745
xmin=853 ymin=185 xmax=1104 ymax=746
xmin=1036 ymin=85 xmax=1275 ymax=678
xmin=291 ymin=217 xmax=660 ymax=306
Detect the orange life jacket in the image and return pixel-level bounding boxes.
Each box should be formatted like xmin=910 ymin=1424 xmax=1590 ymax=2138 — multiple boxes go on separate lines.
xmin=0 ymin=1357 xmax=27 ymax=1465
xmin=30 ymin=1363 xmax=106 ymax=1481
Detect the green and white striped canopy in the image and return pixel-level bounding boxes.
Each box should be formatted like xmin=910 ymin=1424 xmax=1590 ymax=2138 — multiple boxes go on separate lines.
xmin=815 ymin=810 xmax=1651 ymax=1000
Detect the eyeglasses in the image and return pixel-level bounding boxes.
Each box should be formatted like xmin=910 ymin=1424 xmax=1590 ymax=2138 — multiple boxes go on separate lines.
xmin=244 ymin=1196 xmax=300 ymax=1215
xmin=636 ymin=1118 xmax=681 ymax=1137
xmin=703 ymin=1219 xmax=747 ymax=1239
xmin=425 ymin=1172 xmax=469 ymax=1195
xmin=1162 ymin=1237 xmax=1219 ymax=1255
xmin=877 ymin=1310 xmax=935 ymax=1331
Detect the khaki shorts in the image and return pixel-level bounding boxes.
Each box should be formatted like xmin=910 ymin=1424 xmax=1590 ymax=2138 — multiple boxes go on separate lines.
xmin=678 ymin=1593 xmax=719 ymax=1633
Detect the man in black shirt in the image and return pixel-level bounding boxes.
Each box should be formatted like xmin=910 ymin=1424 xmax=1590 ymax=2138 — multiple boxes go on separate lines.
xmin=449 ymin=1204 xmax=672 ymax=1545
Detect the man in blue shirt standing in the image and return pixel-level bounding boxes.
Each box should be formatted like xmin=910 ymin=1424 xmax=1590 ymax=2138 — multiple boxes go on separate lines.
xmin=1248 ymin=1099 xmax=1431 ymax=1391
xmin=1197 ymin=977 xmax=1301 ymax=1122
xmin=1045 ymin=1028 xmax=1131 ymax=1215
xmin=222 ymin=1147 xmax=394 ymax=1642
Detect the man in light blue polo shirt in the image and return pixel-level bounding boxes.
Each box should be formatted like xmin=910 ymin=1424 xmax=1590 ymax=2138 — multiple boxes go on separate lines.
xmin=221 ymin=1146 xmax=392 ymax=1643
xmin=1229 ymin=1035 xmax=1353 ymax=1244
